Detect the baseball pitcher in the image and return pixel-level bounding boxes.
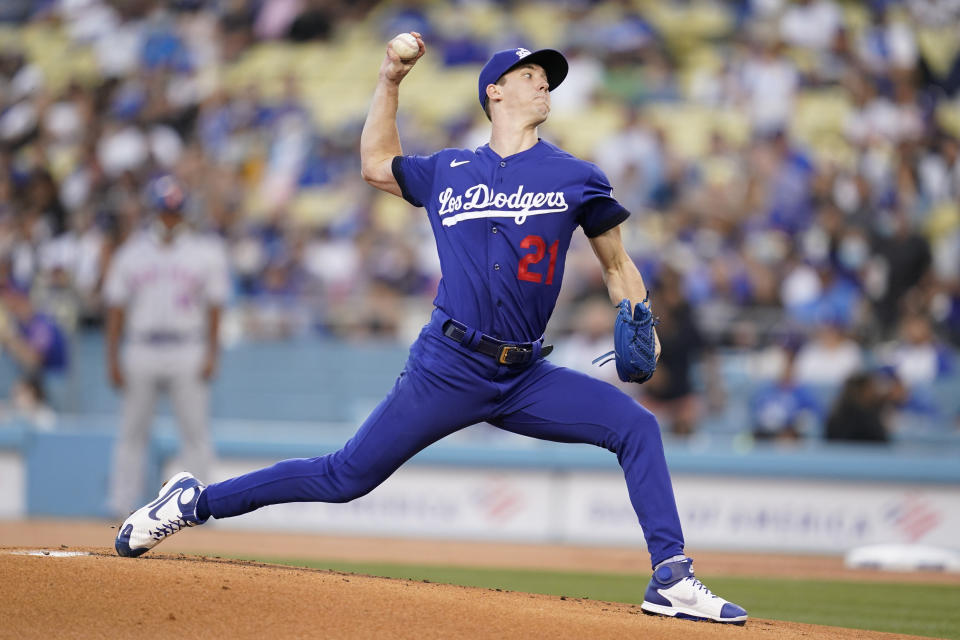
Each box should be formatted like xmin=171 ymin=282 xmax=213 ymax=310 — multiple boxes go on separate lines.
xmin=114 ymin=38 xmax=747 ymax=626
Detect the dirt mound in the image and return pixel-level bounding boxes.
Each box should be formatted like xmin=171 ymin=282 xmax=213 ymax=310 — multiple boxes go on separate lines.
xmin=0 ymin=547 xmax=931 ymax=639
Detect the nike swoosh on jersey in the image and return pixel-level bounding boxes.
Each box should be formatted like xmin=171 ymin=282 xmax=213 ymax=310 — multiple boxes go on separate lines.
xmin=449 ymin=159 xmax=470 ymax=167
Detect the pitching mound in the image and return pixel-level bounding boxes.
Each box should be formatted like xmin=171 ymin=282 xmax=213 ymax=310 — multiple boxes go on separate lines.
xmin=0 ymin=547 xmax=932 ymax=639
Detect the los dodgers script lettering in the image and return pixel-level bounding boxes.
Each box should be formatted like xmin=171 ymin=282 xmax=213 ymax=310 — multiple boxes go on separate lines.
xmin=438 ymin=184 xmax=568 ymax=226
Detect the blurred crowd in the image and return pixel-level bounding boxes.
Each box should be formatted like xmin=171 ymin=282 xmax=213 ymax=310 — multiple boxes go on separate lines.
xmin=0 ymin=0 xmax=958 ymax=440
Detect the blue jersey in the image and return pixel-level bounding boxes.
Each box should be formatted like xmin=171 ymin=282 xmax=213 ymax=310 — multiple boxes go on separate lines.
xmin=19 ymin=313 xmax=68 ymax=373
xmin=392 ymin=139 xmax=629 ymax=342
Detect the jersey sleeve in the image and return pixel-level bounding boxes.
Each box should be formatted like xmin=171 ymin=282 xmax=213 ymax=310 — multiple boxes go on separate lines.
xmin=577 ymin=164 xmax=631 ymax=238
xmin=204 ymin=237 xmax=232 ymax=305
xmin=102 ymin=244 xmax=131 ymax=307
xmin=391 ymin=152 xmax=440 ymax=207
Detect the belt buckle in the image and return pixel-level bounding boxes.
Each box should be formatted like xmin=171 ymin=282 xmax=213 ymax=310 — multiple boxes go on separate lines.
xmin=498 ymin=344 xmax=530 ymax=365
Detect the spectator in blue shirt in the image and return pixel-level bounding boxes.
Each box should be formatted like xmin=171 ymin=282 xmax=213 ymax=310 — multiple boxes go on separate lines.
xmin=749 ymin=343 xmax=822 ymax=442
xmin=0 ymin=280 xmax=69 ymax=376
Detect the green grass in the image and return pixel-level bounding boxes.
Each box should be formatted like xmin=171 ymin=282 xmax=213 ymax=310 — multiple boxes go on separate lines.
xmin=236 ymin=556 xmax=960 ymax=639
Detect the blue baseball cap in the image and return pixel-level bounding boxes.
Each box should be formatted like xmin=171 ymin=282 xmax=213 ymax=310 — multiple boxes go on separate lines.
xmin=150 ymin=175 xmax=186 ymax=213
xmin=478 ymin=47 xmax=568 ymax=111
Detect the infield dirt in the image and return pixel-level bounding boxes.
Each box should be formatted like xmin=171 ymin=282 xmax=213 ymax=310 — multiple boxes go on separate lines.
xmin=1 ymin=520 xmax=954 ymax=639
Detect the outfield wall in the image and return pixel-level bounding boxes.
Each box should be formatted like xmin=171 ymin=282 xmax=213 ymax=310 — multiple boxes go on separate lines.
xmin=1 ymin=418 xmax=957 ymax=554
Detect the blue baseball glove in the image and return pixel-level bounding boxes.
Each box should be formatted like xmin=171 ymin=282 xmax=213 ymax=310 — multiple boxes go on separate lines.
xmin=593 ymin=296 xmax=659 ymax=384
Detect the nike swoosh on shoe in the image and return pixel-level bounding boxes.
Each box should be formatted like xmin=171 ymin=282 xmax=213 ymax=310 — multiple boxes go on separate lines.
xmin=146 ymin=485 xmax=184 ymax=521
xmin=670 ymin=592 xmax=699 ymax=606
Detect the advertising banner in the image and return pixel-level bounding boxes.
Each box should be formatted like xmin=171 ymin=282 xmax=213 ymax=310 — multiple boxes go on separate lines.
xmin=213 ymin=461 xmax=555 ymax=541
xmin=561 ymin=473 xmax=960 ymax=552
xmin=209 ymin=460 xmax=960 ymax=552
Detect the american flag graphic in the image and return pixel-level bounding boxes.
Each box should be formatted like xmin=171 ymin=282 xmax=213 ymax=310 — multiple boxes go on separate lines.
xmin=473 ymin=478 xmax=523 ymax=523
xmin=884 ymin=494 xmax=942 ymax=542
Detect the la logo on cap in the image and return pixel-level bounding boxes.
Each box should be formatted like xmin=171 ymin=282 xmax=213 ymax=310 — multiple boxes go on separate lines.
xmin=516 ymin=48 xmax=531 ymax=58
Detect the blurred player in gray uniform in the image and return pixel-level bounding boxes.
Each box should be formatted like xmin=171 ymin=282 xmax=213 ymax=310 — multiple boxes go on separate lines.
xmin=104 ymin=175 xmax=231 ymax=516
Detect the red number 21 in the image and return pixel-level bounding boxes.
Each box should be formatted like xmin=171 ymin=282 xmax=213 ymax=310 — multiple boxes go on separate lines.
xmin=517 ymin=235 xmax=558 ymax=285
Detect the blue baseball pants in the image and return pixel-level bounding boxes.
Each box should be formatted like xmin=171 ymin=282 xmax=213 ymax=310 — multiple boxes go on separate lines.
xmin=203 ymin=308 xmax=685 ymax=566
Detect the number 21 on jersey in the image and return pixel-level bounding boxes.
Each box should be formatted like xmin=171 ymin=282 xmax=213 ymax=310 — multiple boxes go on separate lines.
xmin=517 ymin=235 xmax=558 ymax=285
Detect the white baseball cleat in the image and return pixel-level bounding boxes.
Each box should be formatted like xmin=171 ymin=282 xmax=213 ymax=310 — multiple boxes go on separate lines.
xmin=115 ymin=471 xmax=207 ymax=557
xmin=641 ymin=558 xmax=748 ymax=625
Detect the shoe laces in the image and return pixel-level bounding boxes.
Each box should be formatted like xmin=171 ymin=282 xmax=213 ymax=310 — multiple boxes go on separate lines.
xmin=684 ymin=576 xmax=718 ymax=599
xmin=150 ymin=516 xmax=189 ymax=540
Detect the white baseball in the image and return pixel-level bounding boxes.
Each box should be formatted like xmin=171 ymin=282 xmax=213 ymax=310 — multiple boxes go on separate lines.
xmin=389 ymin=33 xmax=419 ymax=61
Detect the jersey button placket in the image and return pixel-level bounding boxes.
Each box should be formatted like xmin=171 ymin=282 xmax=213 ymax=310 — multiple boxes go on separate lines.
xmin=491 ymin=160 xmax=507 ymax=327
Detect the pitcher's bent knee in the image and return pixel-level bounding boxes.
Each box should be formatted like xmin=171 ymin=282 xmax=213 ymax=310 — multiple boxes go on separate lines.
xmin=608 ymin=403 xmax=663 ymax=452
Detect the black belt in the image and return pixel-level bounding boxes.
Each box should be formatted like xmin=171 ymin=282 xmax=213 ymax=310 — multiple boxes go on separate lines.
xmin=442 ymin=319 xmax=553 ymax=365
xmin=136 ymin=331 xmax=196 ymax=344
